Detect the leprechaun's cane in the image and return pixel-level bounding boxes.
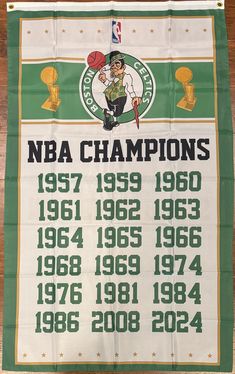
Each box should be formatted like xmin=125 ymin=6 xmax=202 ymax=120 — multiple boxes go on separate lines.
xmin=133 ymin=102 xmax=140 ymax=129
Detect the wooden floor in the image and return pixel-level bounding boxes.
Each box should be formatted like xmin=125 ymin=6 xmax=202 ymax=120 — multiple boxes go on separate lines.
xmin=0 ymin=0 xmax=234 ymax=373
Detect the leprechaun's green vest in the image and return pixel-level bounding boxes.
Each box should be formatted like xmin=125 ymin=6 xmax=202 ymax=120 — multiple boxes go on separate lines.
xmin=104 ymin=73 xmax=126 ymax=102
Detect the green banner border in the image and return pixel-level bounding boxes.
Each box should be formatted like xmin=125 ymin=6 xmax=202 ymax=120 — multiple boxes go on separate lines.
xmin=3 ymin=8 xmax=233 ymax=372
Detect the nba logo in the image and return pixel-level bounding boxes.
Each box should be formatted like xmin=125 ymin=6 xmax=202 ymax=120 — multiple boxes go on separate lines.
xmin=112 ymin=21 xmax=121 ymax=44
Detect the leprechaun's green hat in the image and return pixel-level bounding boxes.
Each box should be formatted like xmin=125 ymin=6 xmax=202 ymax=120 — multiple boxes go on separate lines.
xmin=109 ymin=51 xmax=125 ymax=65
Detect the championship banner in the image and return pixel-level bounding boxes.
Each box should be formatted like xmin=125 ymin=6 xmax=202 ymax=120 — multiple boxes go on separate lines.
xmin=3 ymin=1 xmax=233 ymax=372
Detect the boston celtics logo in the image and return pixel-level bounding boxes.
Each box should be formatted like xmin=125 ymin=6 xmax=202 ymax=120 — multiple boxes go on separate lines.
xmin=81 ymin=50 xmax=155 ymax=131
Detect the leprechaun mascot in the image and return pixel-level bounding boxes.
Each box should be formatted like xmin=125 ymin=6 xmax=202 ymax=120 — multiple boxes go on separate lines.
xmin=98 ymin=51 xmax=141 ymax=131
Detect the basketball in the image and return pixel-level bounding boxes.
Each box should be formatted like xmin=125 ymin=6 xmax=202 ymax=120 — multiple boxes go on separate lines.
xmin=87 ymin=51 xmax=106 ymax=70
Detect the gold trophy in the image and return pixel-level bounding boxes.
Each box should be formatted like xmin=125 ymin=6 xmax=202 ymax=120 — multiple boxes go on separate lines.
xmin=40 ymin=66 xmax=61 ymax=112
xmin=175 ymin=67 xmax=197 ymax=111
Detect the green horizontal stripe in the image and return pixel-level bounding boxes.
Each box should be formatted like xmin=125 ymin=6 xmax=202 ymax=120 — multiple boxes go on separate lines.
xmin=22 ymin=61 xmax=214 ymax=120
